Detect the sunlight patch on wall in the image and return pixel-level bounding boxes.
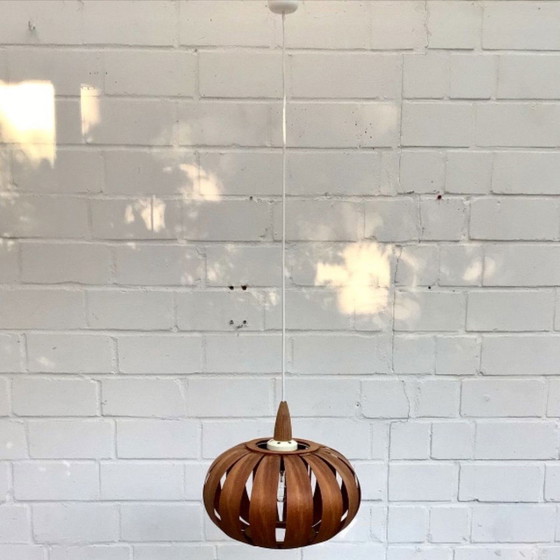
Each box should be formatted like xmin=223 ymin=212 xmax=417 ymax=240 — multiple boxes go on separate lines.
xmin=80 ymin=84 xmax=100 ymax=142
xmin=315 ymin=241 xmax=391 ymax=315
xmin=0 ymin=80 xmax=56 ymax=164
xmin=179 ymin=162 xmax=223 ymax=201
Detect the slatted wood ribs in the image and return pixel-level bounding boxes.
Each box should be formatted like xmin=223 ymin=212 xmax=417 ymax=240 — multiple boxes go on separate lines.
xmin=203 ymin=403 xmax=361 ymax=549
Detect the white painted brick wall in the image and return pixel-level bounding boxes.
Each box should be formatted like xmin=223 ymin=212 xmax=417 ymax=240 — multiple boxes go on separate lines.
xmin=1 ymin=1 xmax=560 ymax=559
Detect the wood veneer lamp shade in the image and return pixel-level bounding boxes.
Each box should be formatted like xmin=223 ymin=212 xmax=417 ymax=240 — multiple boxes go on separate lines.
xmin=203 ymin=402 xmax=361 ymax=549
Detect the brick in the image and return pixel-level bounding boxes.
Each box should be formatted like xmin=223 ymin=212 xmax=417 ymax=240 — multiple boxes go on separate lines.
xmin=117 ymin=419 xmax=198 ymax=459
xmin=50 ymin=546 xmax=130 ymax=560
xmin=0 ymin=420 xmax=27 ymax=459
xmin=462 ymin=378 xmax=547 ymax=417
xmin=205 ymin=334 xmax=280 ymax=373
xmin=106 ymin=50 xmax=195 ymax=96
xmin=475 ymin=421 xmax=558 ymax=459
xmin=431 ymin=421 xmax=474 ymax=459
xmin=389 ymin=463 xmax=458 ymax=501
xmin=121 ymin=504 xmax=202 ymax=542
xmin=103 ymin=149 xmax=196 ymax=196
xmin=0 ymin=1 xmax=82 ymax=44
xmin=446 ymin=151 xmax=493 ymax=194
xmin=0 ymin=333 xmax=22 ymax=373
xmin=12 ymin=149 xmax=104 ymax=194
xmin=184 ymin=463 xmax=209 ymax=500
xmin=267 ymin=289 xmax=353 ymax=331
xmin=134 ymin=545 xmax=214 ymax=560
xmin=187 ymin=378 xmax=272 ymax=418
xmin=370 ymin=2 xmax=427 ymax=50
xmin=408 ymin=379 xmax=460 ymax=418
xmin=472 ymin=505 xmax=555 ymax=543
xmin=399 ymin=151 xmax=445 ymax=194
xmin=303 ymin=544 xmax=385 ymax=560
xmin=290 ymin=151 xmax=393 ymax=196
xmin=0 ymin=241 xmax=18 ymax=283
xmin=84 ymin=0 xmax=175 ymax=45
xmin=0 ymin=195 xmax=88 ymax=238
xmin=481 ymin=336 xmax=560 ymax=376
xmin=292 ymin=53 xmax=401 ymax=99
xmin=362 ymin=379 xmax=409 ymax=419
xmin=484 ymin=245 xmax=560 ymax=287
xmin=0 ymin=505 xmax=29 ymax=543
xmin=91 ymin=198 xmax=181 ymax=240
xmin=430 ymin=507 xmax=470 ymax=543
xmin=33 ymin=503 xmax=118 ymax=544
xmin=365 ymin=198 xmax=418 ymax=242
xmin=293 ymin=334 xmax=392 ymax=374
xmin=206 ymin=245 xmax=281 ymax=287
xmin=393 ymin=335 xmax=435 ymax=374
xmin=102 ymin=378 xmax=186 ymax=418
xmin=0 ymin=463 xmax=8 ymax=501
xmin=285 ymin=1 xmax=370 ymax=49
xmin=27 ymin=333 xmax=113 ymax=374
xmin=28 ymin=420 xmax=113 ymax=459
xmin=198 ymin=152 xmax=282 ymax=197
xmin=0 ymin=545 xmax=44 ymax=560
xmin=8 ymin=49 xmax=102 ymax=97
xmin=0 ymin=379 xmax=8 ymax=417
xmin=402 ymin=103 xmax=474 ymax=147
xmin=84 ymin=99 xmax=176 ymax=146
xmin=177 ymin=102 xmax=280 ymax=147
xmin=179 ymin=0 xmax=274 ymax=47
xmin=87 ymin=290 xmax=174 ymax=330
xmin=403 ymin=54 xmax=448 ymax=99
xmin=395 ymin=291 xmax=465 ymax=332
xmin=547 ymin=378 xmax=560 ymax=418
xmin=388 ymin=506 xmax=428 ymax=543
xmin=460 ymin=464 xmax=543 ymax=502
xmin=390 ymin=422 xmax=430 ymax=459
xmin=427 ymin=1 xmax=482 ymax=49
xmin=353 ymin=463 xmax=386 ymax=501
xmin=498 ymin=55 xmax=560 ymax=100
xmin=183 ymin=200 xmax=271 ymax=241
xmin=483 ymin=2 xmax=560 ymax=50
xmin=117 ymin=335 xmax=202 ymax=374
xmin=114 ymin=244 xmax=202 ymax=286
xmin=217 ymin=545 xmax=300 ymax=560
xmin=545 ymin=464 xmax=560 ymax=501
xmin=449 ymin=55 xmax=497 ymax=99
xmin=470 ymin=198 xmax=558 ymax=240
xmin=21 ymin=242 xmax=111 ymax=285
xmin=419 ymin=198 xmax=467 ymax=241
xmin=288 ymin=103 xmax=400 ymax=148
xmin=477 ymin=103 xmax=560 ymax=147
xmin=468 ymin=290 xmax=554 ymax=332
xmin=439 ymin=245 xmax=483 ymax=287
xmin=101 ymin=462 xmax=184 ymax=500
xmin=13 ymin=377 xmax=98 ymax=417
xmin=456 ymin=550 xmax=535 ymax=560
xmin=0 ymin=289 xmax=84 ymax=329
xmin=14 ymin=462 xmax=99 ymax=501
xmin=284 ymin=378 xmax=360 ymax=417
xmin=493 ymin=152 xmax=560 ymax=195
xmin=177 ymin=291 xmax=264 ymax=331
xmin=200 ymin=51 xmax=280 ymax=98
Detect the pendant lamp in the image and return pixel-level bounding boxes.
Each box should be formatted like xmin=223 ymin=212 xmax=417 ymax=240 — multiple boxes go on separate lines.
xmin=202 ymin=0 xmax=361 ymax=549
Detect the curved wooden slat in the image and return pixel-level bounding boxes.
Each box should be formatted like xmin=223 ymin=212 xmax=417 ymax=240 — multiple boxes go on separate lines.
xmin=203 ymin=446 xmax=250 ymax=524
xmin=218 ymin=452 xmax=263 ymax=543
xmin=317 ymin=449 xmax=360 ymax=529
xmin=249 ymin=454 xmax=281 ymax=548
xmin=304 ymin=454 xmax=343 ymax=544
xmin=283 ymin=455 xmax=314 ymax=548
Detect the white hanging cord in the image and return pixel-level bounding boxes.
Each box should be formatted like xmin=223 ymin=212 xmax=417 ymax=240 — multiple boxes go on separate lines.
xmin=281 ymin=12 xmax=287 ymax=403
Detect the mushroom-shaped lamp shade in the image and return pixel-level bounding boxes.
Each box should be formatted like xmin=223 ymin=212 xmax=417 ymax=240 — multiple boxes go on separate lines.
xmin=203 ymin=402 xmax=361 ymax=549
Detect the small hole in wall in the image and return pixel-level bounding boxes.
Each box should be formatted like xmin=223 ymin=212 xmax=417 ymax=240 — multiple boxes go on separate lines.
xmin=241 ymin=285 xmax=248 ymax=291
xmin=436 ymin=194 xmax=442 ymax=200
xmin=243 ymin=320 xmax=247 ymax=325
xmin=229 ymin=286 xmax=234 ymax=291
